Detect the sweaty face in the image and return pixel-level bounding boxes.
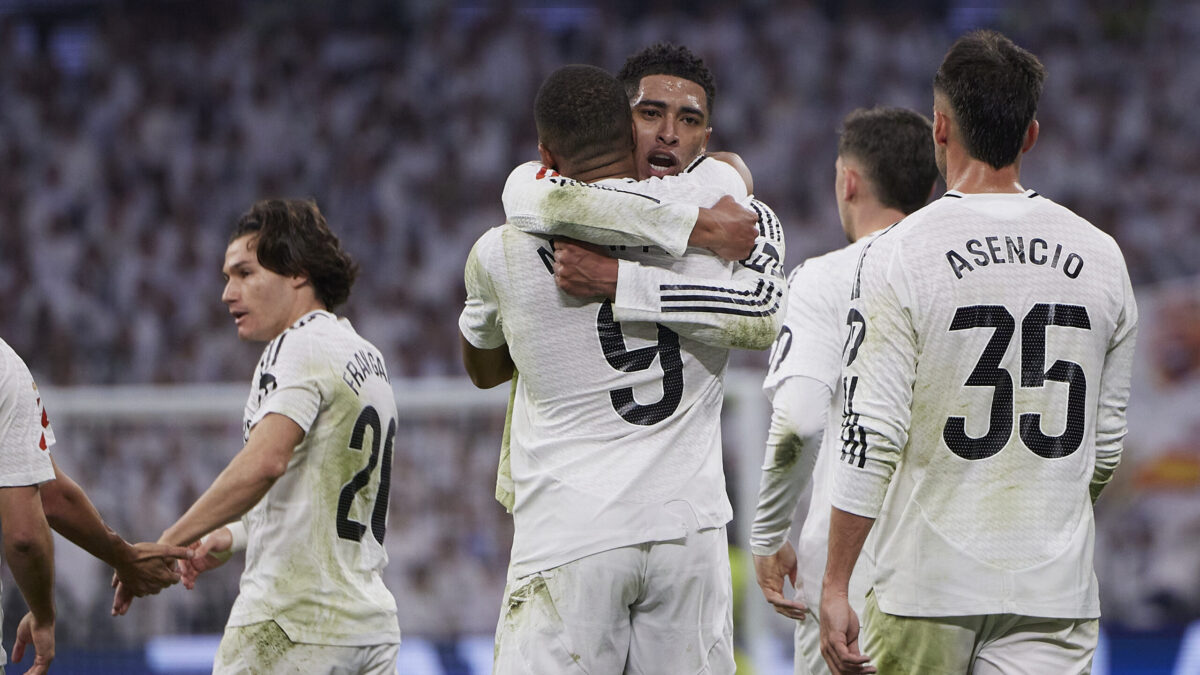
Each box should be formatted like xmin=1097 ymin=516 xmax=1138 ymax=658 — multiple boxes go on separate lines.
xmin=221 ymin=235 xmax=303 ymax=342
xmin=630 ymin=74 xmax=712 ymax=179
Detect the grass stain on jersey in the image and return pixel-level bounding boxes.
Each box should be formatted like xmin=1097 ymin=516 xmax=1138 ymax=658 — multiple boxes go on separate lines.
xmin=244 ymin=620 xmax=293 ymax=671
xmin=774 ymin=433 xmax=805 ymax=470
xmin=723 ymin=316 xmax=779 ymax=350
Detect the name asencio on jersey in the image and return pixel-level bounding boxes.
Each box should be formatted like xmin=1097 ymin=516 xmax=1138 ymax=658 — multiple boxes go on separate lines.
xmin=342 ymin=348 xmax=389 ymax=396
xmin=945 ymin=235 xmax=1084 ymax=280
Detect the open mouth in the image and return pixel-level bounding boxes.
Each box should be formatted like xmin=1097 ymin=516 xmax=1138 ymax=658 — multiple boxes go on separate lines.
xmin=645 ymin=151 xmax=678 ymax=177
xmin=231 ymin=310 xmax=248 ymax=324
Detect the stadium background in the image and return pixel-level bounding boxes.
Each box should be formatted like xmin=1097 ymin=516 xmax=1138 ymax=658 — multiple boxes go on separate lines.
xmin=0 ymin=0 xmax=1198 ymax=672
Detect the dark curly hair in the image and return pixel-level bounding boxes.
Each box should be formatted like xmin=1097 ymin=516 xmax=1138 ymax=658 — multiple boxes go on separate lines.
xmin=934 ymin=30 xmax=1046 ymax=170
xmin=230 ymin=199 xmax=358 ymax=310
xmin=839 ymin=107 xmax=938 ymax=216
xmin=617 ymin=42 xmax=716 ymax=121
xmin=535 ymin=64 xmax=633 ymax=164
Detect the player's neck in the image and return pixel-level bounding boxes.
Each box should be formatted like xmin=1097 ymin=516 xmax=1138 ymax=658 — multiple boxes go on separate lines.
xmin=851 ymin=205 xmax=908 ymax=241
xmin=560 ymin=150 xmax=637 ymax=183
xmin=945 ymin=157 xmax=1025 ymax=194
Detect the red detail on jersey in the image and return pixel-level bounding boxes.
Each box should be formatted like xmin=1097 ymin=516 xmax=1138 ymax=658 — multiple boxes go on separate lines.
xmin=42 ymin=407 xmax=49 ymax=428
xmin=534 ymin=166 xmax=560 ymax=180
xmin=39 ymin=433 xmax=46 ymax=451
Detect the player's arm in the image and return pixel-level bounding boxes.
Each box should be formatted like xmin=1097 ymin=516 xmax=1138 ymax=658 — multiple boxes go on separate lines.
xmin=1090 ymin=265 xmax=1138 ymax=503
xmin=821 ymin=244 xmax=915 ymax=675
xmin=752 ymin=375 xmax=830 ymax=620
xmin=603 ymin=198 xmax=787 ymax=350
xmin=820 ymin=507 xmax=877 ymax=674
xmin=461 ymin=336 xmax=514 ymax=389
xmin=502 ymin=160 xmax=756 ymax=261
xmin=40 ymin=457 xmax=190 ymax=596
xmin=159 ymin=413 xmax=300 ymax=548
xmin=459 ymin=228 xmax=513 ymax=387
xmin=706 ymin=151 xmax=753 ymax=194
xmin=0 ymin=484 xmax=56 ymax=673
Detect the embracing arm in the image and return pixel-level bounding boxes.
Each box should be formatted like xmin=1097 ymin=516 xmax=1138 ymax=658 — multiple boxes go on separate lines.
xmin=607 ymin=198 xmax=787 ymax=350
xmin=502 ymin=159 xmax=756 ymax=261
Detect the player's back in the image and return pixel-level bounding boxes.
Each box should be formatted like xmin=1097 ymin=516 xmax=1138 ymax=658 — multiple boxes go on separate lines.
xmin=232 ymin=310 xmax=400 ymax=645
xmin=465 ymin=225 xmax=735 ymax=575
xmin=843 ymin=189 xmax=1137 ymax=617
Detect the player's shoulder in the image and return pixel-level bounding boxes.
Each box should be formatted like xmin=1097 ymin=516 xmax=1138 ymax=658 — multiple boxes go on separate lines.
xmin=503 ymin=161 xmax=557 ymax=188
xmin=259 ymin=311 xmax=354 ymax=369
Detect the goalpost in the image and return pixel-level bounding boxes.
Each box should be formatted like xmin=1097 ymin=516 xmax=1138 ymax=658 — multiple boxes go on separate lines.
xmin=37 ymin=370 xmax=790 ymax=672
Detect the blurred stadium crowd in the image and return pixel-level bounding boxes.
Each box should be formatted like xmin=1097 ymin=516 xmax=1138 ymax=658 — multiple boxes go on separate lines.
xmin=0 ymin=0 xmax=1198 ymax=655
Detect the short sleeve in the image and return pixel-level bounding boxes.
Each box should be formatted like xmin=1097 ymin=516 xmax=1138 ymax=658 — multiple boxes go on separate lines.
xmin=250 ymin=331 xmax=325 ymax=434
xmin=459 ymin=228 xmax=507 ymax=350
xmin=0 ymin=346 xmax=56 ymax=487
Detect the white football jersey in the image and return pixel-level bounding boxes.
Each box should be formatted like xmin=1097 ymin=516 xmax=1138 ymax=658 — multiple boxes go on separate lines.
xmin=0 ymin=339 xmax=57 ymax=668
xmin=755 ymin=233 xmax=881 ymax=612
xmin=228 ymin=311 xmax=401 ymax=646
xmin=833 ymin=190 xmax=1138 ymax=618
xmin=463 ymin=158 xmax=786 ymax=576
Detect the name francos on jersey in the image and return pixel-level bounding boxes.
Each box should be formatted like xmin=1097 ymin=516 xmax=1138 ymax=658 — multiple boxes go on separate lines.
xmin=945 ymin=235 xmax=1084 ymax=280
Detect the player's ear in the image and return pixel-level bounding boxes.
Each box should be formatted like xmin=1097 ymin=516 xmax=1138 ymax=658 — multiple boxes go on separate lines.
xmin=537 ymin=142 xmax=557 ymax=170
xmin=1021 ymin=119 xmax=1039 ymax=154
xmin=843 ymin=165 xmax=859 ymax=202
xmin=933 ymin=111 xmax=950 ymax=148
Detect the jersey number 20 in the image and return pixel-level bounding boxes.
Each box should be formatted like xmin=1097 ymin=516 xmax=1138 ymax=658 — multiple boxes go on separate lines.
xmin=945 ymin=303 xmax=1091 ymax=460
xmin=337 ymin=405 xmax=394 ymax=543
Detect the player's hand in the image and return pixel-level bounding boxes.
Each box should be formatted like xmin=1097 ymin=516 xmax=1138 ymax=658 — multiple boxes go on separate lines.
xmin=11 ymin=611 xmax=54 ymax=675
xmin=753 ymin=542 xmax=807 ymax=620
xmin=114 ymin=541 xmax=193 ymax=596
xmin=694 ymin=195 xmax=757 ymax=261
xmin=111 ymin=576 xmax=135 ymax=616
xmin=552 ymin=239 xmax=617 ymax=300
xmin=180 ymin=527 xmax=235 ymax=590
xmin=819 ymin=588 xmax=875 ymax=674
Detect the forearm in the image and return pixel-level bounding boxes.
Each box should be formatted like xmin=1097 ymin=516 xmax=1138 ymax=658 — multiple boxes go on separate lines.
xmin=1 ymin=490 xmax=56 ymax=622
xmin=612 ymin=257 xmax=785 ymax=350
xmin=41 ymin=466 xmax=130 ymax=568
xmin=161 ymin=458 xmax=276 ymax=546
xmin=822 ymin=507 xmax=875 ymax=597
xmin=502 ymin=163 xmax=696 ymax=256
xmin=751 ymin=377 xmax=830 ymax=555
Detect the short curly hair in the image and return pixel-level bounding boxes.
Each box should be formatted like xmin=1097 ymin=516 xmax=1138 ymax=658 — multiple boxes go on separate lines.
xmin=535 ymin=64 xmax=634 ymax=165
xmin=617 ymin=42 xmax=716 ymax=121
xmin=230 ymin=199 xmax=359 ymax=310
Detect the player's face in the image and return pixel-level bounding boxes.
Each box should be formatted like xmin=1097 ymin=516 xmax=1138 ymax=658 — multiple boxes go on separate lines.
xmin=630 ymin=74 xmax=712 ymax=179
xmin=221 ymin=235 xmax=302 ymax=342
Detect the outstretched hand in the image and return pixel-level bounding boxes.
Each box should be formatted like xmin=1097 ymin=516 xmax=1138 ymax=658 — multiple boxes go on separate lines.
xmin=11 ymin=611 xmax=54 ymax=675
xmin=753 ymin=542 xmax=808 ymax=620
xmin=180 ymin=527 xmax=235 ymax=590
xmin=114 ymin=541 xmax=193 ymax=596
